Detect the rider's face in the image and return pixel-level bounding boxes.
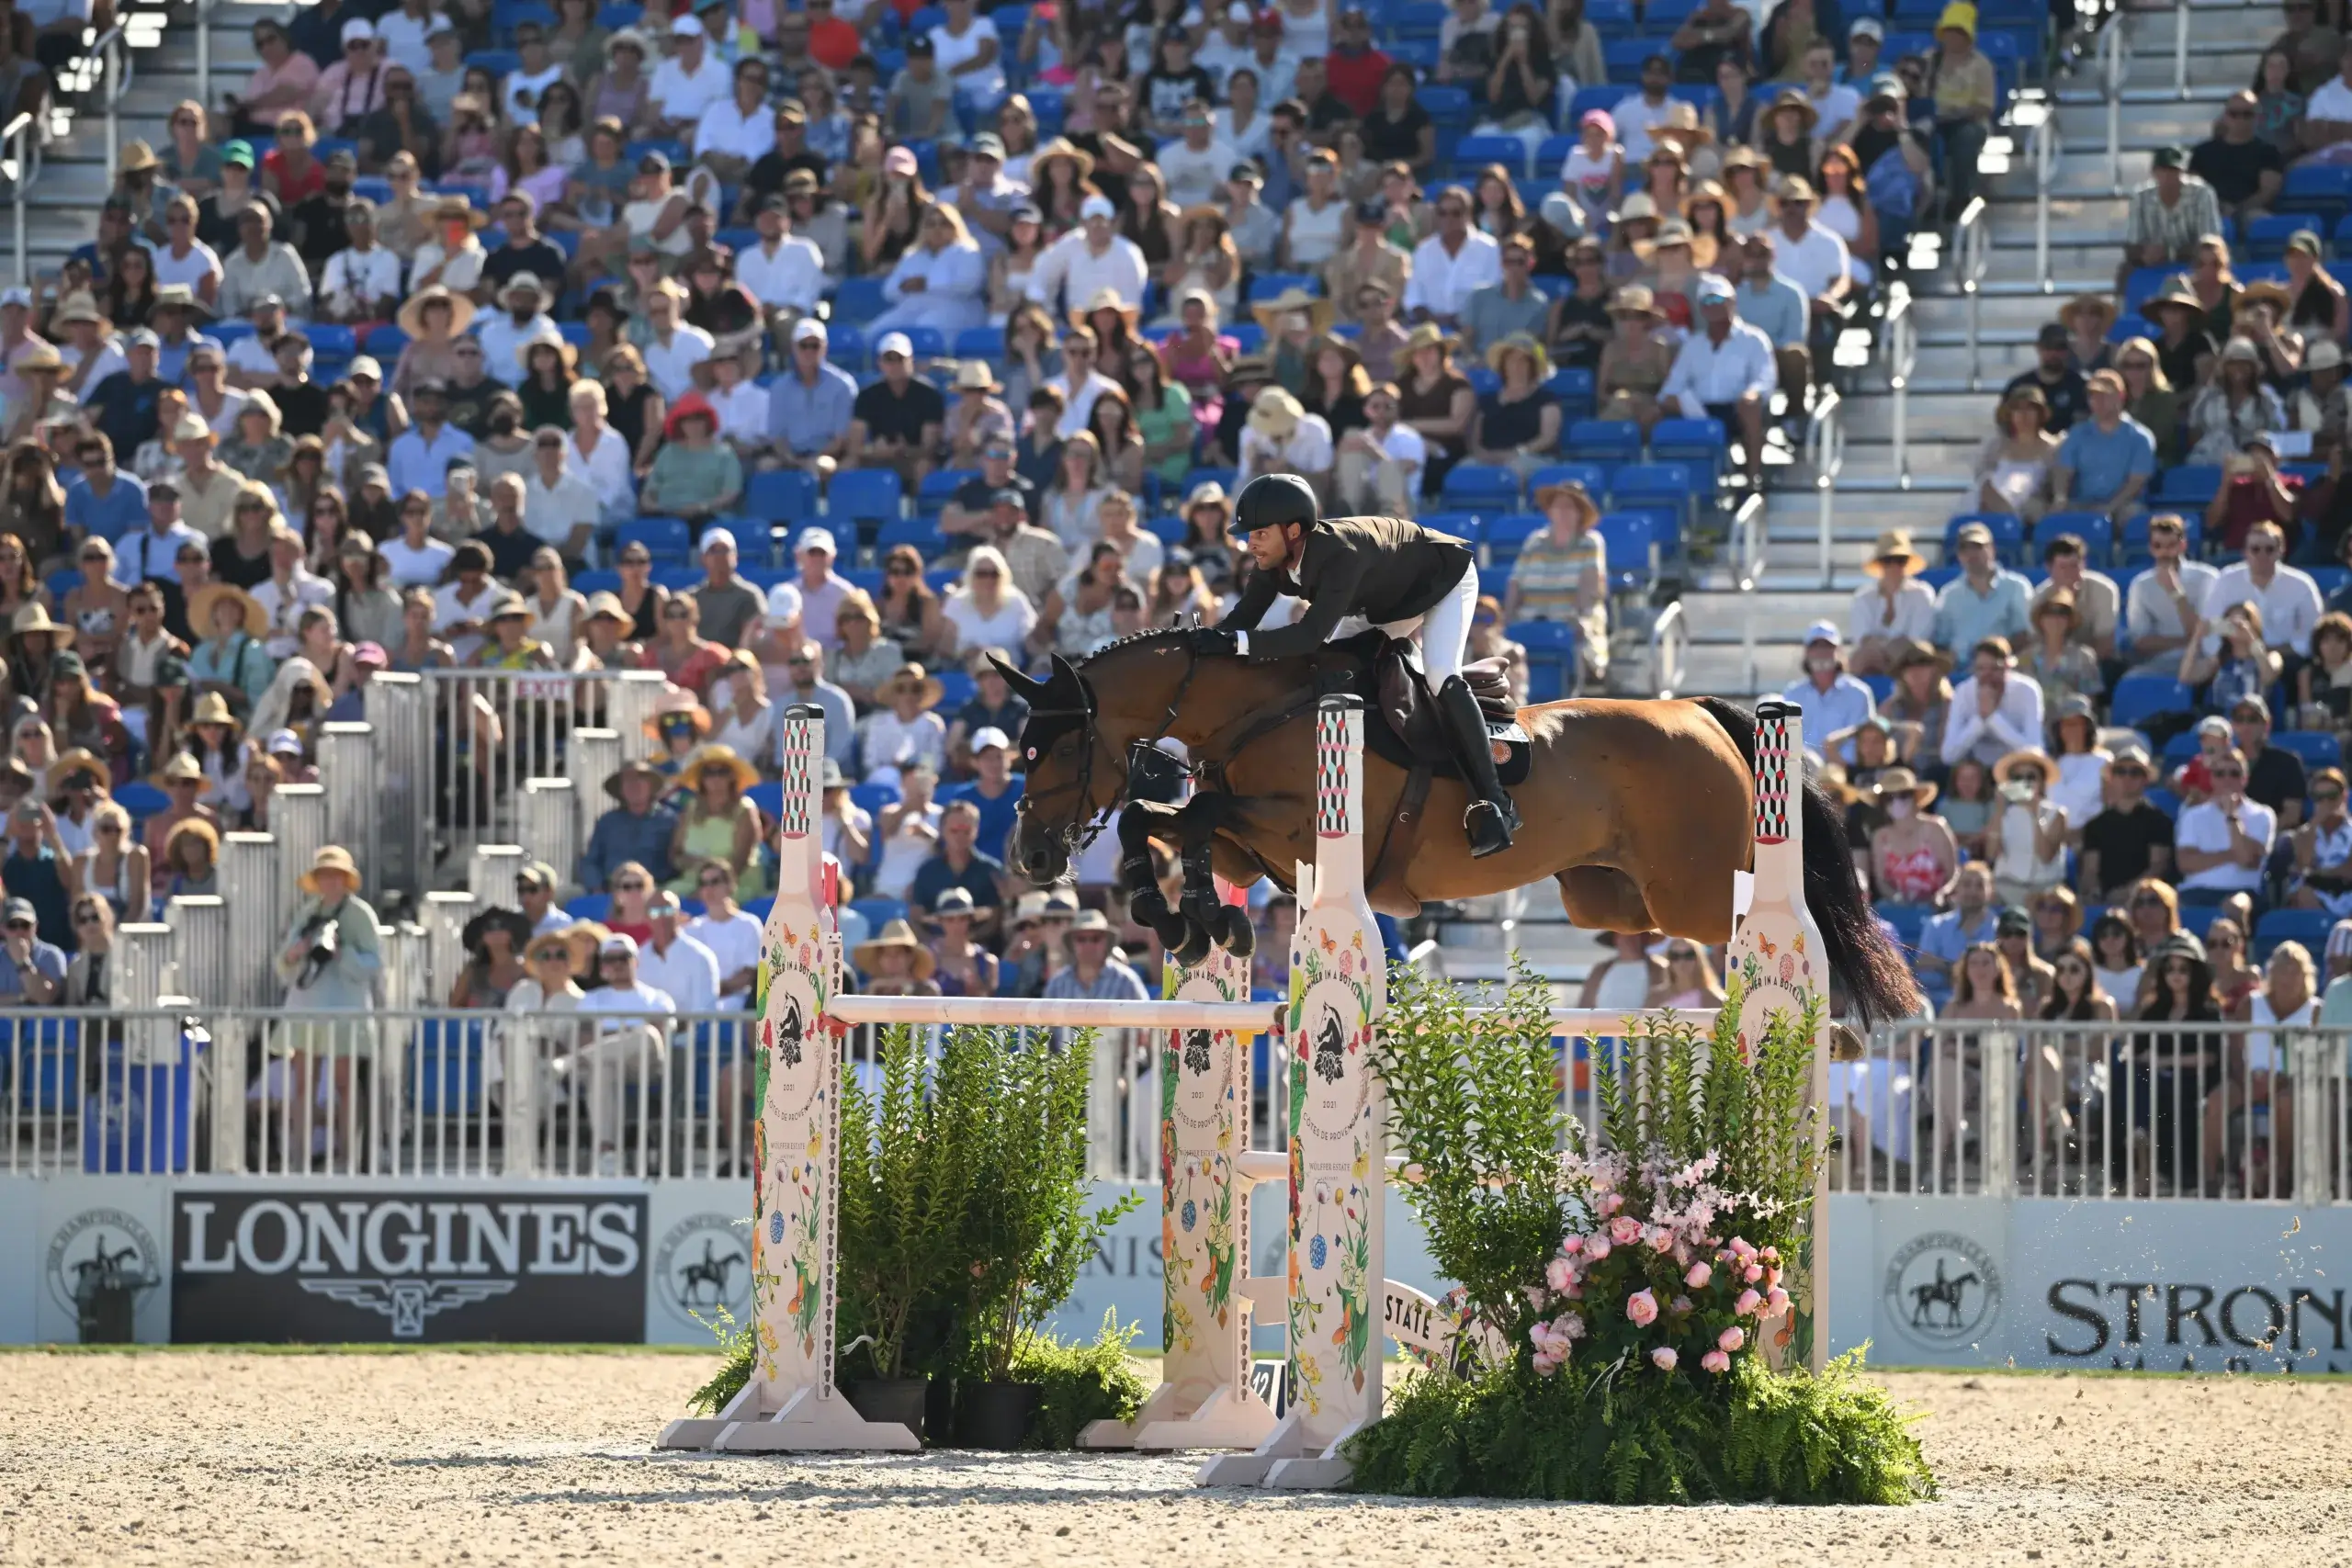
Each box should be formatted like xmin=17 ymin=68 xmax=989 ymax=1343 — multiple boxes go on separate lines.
xmin=1244 ymin=525 xmax=1291 ymax=570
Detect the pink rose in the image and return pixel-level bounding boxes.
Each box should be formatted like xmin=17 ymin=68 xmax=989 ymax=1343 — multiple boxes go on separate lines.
xmin=1764 ymin=1266 xmax=1782 ymax=1292
xmin=1718 ymin=1325 xmax=1745 ymax=1353
xmin=1610 ymin=1215 xmax=1642 ymax=1246
xmin=1685 ymin=1261 xmax=1713 ymax=1289
xmin=1649 ymin=1346 xmax=1679 ymax=1371
xmin=1600 ymin=1192 xmax=1625 ymax=1217
xmin=1735 ymin=1288 xmax=1762 ymax=1316
xmin=1545 ymin=1257 xmax=1577 ymax=1292
xmin=1560 ymin=1234 xmax=1585 ymax=1256
xmin=1729 ymin=1235 xmax=1755 ymax=1258
xmin=1647 ymin=1227 xmax=1674 ymax=1253
xmin=1701 ymin=1348 xmax=1731 ymax=1374
xmin=1532 ymin=1351 xmax=1560 ymax=1376
xmin=1670 ymin=1294 xmax=1693 ymax=1315
xmin=1586 ymin=1236 xmax=1612 ymax=1261
xmin=1760 ymin=1246 xmax=1781 ymax=1264
xmin=1625 ymin=1288 xmax=1659 ymax=1326
xmin=1766 ymin=1286 xmax=1791 ymax=1315
xmin=1744 ymin=1263 xmax=1765 ymax=1283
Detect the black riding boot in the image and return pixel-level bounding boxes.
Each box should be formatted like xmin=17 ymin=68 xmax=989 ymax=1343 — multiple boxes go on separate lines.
xmin=1436 ymin=674 xmax=1520 ymax=858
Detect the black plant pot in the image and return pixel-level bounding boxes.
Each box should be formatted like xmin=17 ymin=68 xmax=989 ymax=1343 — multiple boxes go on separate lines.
xmin=925 ymin=1373 xmax=957 ymax=1443
xmin=956 ymin=1381 xmax=1041 ymax=1450
xmin=845 ymin=1375 xmax=929 ymax=1442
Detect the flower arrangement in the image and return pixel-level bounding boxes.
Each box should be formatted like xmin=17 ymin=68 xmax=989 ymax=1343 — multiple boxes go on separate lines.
xmin=1350 ymin=960 xmax=1935 ymax=1506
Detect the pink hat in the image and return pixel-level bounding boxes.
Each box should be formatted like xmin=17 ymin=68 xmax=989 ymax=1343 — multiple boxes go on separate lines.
xmin=884 ymin=146 xmax=918 ymax=177
xmin=1580 ymin=108 xmax=1614 ymax=136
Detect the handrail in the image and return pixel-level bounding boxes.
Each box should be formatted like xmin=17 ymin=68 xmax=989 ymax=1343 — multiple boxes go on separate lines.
xmin=1951 ymin=190 xmax=1989 ymax=389
xmin=90 ymin=23 xmax=132 ymax=183
xmin=1804 ymin=389 xmax=1843 ymax=589
xmin=3 ymin=112 xmax=31 ymax=286
xmin=198 ymin=0 xmax=212 ymax=109
xmin=1646 ymin=597 xmax=1686 ymax=697
xmin=2174 ymin=0 xmax=2189 ymax=97
xmin=1730 ymin=490 xmax=1766 ymax=694
xmin=1883 ymin=284 xmax=1915 ymax=489
xmin=2099 ymin=12 xmax=2131 ymax=194
xmin=2028 ymin=110 xmax=2059 ymax=295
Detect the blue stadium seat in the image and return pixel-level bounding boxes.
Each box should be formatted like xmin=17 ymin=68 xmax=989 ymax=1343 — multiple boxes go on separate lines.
xmin=2245 ymin=212 xmax=2326 ymax=261
xmin=2154 ymin=464 xmax=2222 ymax=506
xmin=831 ymin=276 xmax=889 ymax=327
xmin=1247 ymin=272 xmax=1321 ymax=300
xmin=1419 ymin=510 xmax=1484 ymax=546
xmin=746 ymin=468 xmax=819 ymax=525
xmin=915 ymin=468 xmax=976 ymax=517
xmin=953 ymin=325 xmax=1005 ymax=361
xmin=1414 ymin=85 xmax=1472 ymax=125
xmin=1484 ymin=512 xmax=1545 ymax=563
xmin=1610 ymin=460 xmax=1702 ymax=517
xmin=2283 ymin=164 xmax=2352 ymax=229
xmin=1451 ymin=133 xmax=1528 ymax=177
xmin=1648 ymin=418 xmax=1725 ymax=475
xmin=849 ymin=897 xmax=908 ymax=931
xmin=704 ymin=515 xmax=775 ymax=565
xmin=1528 ymin=461 xmax=1611 ymax=502
xmin=1545 ymin=367 xmax=1597 ymax=420
xmin=2254 ymin=908 xmax=2335 ymax=962
xmin=616 ymin=516 xmax=691 ymax=561
xmin=1603 ymin=37 xmax=1672 ymax=83
xmin=2109 ymin=674 xmax=2196 ymax=728
xmin=1440 ymin=462 xmax=1521 ymax=513
xmin=828 ymin=469 xmax=905 ymax=525
xmin=2118 ymin=509 xmax=2199 ymax=562
xmin=565 ymin=893 xmax=614 ymax=920
xmin=116 ymin=780 xmax=168 ymax=823
xmin=2275 ymin=730 xmax=2344 ymax=771
xmin=825 ymin=324 xmax=866 ymax=369
xmin=1596 ymin=511 xmax=1658 ymax=588
xmin=877 ymin=516 xmax=947 ymax=553
xmin=2033 ymin=511 xmax=2115 ymax=566
xmin=1566 ymin=419 xmax=1642 ymax=465
xmin=1945 ymin=512 xmax=2025 ymax=566
xmin=1509 ymin=620 xmax=1579 ymax=700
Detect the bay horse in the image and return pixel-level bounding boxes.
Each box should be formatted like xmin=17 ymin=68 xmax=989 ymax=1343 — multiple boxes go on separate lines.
xmin=995 ymin=631 xmax=1919 ymax=1024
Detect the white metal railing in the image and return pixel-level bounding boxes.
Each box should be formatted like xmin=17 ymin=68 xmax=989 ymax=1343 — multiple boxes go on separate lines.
xmin=1647 ymin=598 xmax=1686 ymax=697
xmin=2028 ymin=110 xmax=2060 ymax=300
xmin=1883 ymin=284 xmax=1916 ymax=489
xmin=1731 ymin=490 xmax=1766 ymax=693
xmin=3 ymin=112 xmax=33 ymax=286
xmin=2174 ymin=0 xmax=2189 ymax=97
xmin=198 ymin=0 xmax=213 ymax=108
xmin=1804 ymin=388 xmax=1843 ymax=588
xmin=89 ymin=24 xmax=130 ymax=186
xmin=2100 ymin=12 xmax=2131 ymax=193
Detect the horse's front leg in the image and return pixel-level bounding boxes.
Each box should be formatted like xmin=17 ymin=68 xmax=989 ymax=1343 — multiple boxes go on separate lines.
xmin=1117 ymin=800 xmax=1192 ymax=955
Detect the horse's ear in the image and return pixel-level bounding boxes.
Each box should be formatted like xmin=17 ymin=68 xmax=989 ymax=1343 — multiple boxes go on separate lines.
xmin=1046 ymin=653 xmax=1090 ymax=707
xmin=989 ymin=651 xmax=1047 ymax=702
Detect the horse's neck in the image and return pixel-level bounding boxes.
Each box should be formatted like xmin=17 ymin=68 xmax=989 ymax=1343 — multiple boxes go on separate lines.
xmin=1161 ymin=657 xmax=1304 ymax=752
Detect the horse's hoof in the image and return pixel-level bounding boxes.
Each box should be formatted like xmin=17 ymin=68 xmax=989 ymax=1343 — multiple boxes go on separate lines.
xmin=1172 ymin=917 xmax=1216 ymax=968
xmin=1216 ymin=906 xmax=1256 ymax=957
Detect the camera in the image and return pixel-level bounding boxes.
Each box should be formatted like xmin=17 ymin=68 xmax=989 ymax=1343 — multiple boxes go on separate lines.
xmin=295 ymin=911 xmax=340 ymax=988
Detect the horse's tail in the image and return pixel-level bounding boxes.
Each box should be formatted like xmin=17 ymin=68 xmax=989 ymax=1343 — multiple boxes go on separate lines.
xmin=1694 ymin=695 xmax=1923 ymax=1027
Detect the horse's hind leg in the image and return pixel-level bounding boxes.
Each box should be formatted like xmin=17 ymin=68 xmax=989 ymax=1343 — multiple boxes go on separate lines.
xmin=1555 ymin=865 xmax=1657 ymax=932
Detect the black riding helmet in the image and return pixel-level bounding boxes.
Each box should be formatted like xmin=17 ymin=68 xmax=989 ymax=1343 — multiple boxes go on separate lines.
xmin=1227 ymin=472 xmax=1319 ymax=539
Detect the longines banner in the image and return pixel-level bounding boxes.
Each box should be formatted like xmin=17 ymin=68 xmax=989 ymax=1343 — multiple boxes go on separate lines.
xmin=172 ymin=1187 xmax=650 ymax=1343
xmin=1826 ymin=1194 xmax=2352 ymax=1373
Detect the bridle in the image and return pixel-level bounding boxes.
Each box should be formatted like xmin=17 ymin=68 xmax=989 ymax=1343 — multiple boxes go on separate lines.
xmin=1013 ymin=639 xmax=1206 ymax=859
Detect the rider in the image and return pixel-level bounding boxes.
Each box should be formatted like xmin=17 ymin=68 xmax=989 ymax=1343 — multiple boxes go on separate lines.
xmin=1194 ymin=473 xmax=1521 ymax=857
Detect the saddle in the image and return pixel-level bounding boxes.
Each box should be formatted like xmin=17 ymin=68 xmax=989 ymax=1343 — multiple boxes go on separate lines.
xmin=1312 ymin=630 xmax=1533 ymax=787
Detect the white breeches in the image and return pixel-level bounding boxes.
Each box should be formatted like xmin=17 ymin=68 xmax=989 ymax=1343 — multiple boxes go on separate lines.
xmin=1334 ymin=562 xmax=1479 ymax=682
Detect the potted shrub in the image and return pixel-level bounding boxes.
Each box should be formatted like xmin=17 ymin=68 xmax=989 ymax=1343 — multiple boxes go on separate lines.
xmin=834 ymin=1025 xmax=993 ymax=1441
xmin=955 ymin=1024 xmax=1140 ymax=1449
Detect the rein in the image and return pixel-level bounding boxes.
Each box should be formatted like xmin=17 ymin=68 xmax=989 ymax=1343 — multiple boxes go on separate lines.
xmin=1017 ymin=640 xmax=1206 ymax=856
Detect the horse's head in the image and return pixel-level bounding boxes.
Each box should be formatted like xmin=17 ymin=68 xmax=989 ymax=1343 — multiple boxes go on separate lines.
xmin=998 ymin=651 xmax=1123 ymax=886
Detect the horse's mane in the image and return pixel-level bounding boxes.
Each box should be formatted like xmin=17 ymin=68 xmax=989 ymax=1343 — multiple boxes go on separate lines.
xmin=1072 ymin=626 xmax=1193 ymax=667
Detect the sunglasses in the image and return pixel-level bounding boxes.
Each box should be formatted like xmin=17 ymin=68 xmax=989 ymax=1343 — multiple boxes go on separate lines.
xmin=530 ymin=948 xmax=569 ymax=963
xmin=615 ymin=880 xmax=649 ymax=893
xmin=2211 ymin=767 xmax=2246 ymax=778
xmin=4 ymin=919 xmax=32 ymax=931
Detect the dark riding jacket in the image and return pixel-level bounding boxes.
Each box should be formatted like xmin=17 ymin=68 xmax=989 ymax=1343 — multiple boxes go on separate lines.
xmin=1222 ymin=515 xmax=1474 ymax=660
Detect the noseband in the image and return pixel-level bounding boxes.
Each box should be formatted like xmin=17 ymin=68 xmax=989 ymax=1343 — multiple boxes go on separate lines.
xmin=1012 ymin=641 xmax=1204 ymax=859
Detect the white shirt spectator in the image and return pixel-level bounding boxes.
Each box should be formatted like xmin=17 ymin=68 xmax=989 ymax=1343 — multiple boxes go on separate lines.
xmin=408 ymin=237 xmax=486 ymax=295
xmin=2176 ymin=795 xmax=2277 ymax=894
xmin=1403 ymin=230 xmax=1502 ymax=322
xmin=795 ymin=572 xmax=854 ymax=650
xmin=1939 ymin=670 xmax=2046 ymax=769
xmin=252 ymin=570 xmax=334 ymax=659
xmin=501 ymin=62 xmax=566 ymax=123
xmin=2124 ymin=559 xmax=2219 ymax=651
xmin=1659 ymin=319 xmax=1778 ymax=406
xmin=929 ymin=18 xmax=1006 ymax=96
xmin=1610 ymin=91 xmax=1675 ymax=162
xmin=735 ymin=232 xmax=827 ymax=311
xmin=225 ymin=333 xmax=281 ymax=381
xmin=685 ymin=908 xmax=763 ymax=1007
xmin=151 ymin=242 xmax=223 ymax=294
xmin=1048 ymin=367 xmax=1124 ymax=439
xmin=1805 ymin=80 xmax=1861 ymax=136
xmin=475 ymin=310 xmax=562 ymax=387
xmin=942 ymin=590 xmax=1038 ymax=656
xmin=320 ymin=244 xmax=404 ymax=315
xmin=651 ymin=51 xmax=731 ymax=125
xmin=568 ymin=428 xmax=636 ymax=519
xmin=638 ymin=321 xmax=716 ymax=402
xmin=858 ymin=706 xmax=948 ymax=778
xmin=577 ymin=977 xmax=677 ymax=1025
xmin=637 ymin=927 xmax=721 ymax=1014
xmin=380 ymin=534 xmax=455 ymax=587
xmin=2203 ymin=560 xmax=2324 ymax=656
xmin=2309 ymin=73 xmax=2352 ymax=123
xmin=433 ymin=576 xmax=503 ymax=661
xmin=524 ymin=466 xmax=602 ymax=555
xmin=1158 ymin=135 xmax=1240 ymax=208
xmin=1845 ymin=577 xmax=1937 ymax=648
xmin=1236 ymin=411 xmax=1335 ymax=490
xmin=375 ymin=10 xmax=438 ymax=77
xmin=1770 ymin=222 xmax=1851 ymax=300
xmin=694 ymin=96 xmax=778 ymax=163
xmin=1025 ymin=229 xmax=1150 ymax=317
xmin=707 ymin=378 xmax=770 ymax=446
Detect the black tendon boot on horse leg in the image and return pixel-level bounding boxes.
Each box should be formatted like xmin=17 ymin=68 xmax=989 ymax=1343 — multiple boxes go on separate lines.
xmin=1437 ymin=673 xmax=1521 ymax=857
xmin=1172 ymin=840 xmax=1224 ymax=966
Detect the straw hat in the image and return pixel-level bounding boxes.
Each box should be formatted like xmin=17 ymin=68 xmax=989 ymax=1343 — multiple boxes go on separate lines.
xmin=603 ymin=757 xmax=666 ymax=800
xmin=48 ymin=748 xmax=110 ymax=794
xmin=1615 ymin=192 xmax=1660 ymax=225
xmin=1250 ymin=285 xmax=1334 ymax=339
xmin=1400 ymin=320 xmax=1456 ymax=355
xmin=300 ymin=844 xmax=360 ymax=895
xmin=187 ymin=690 xmax=241 ymax=729
xmin=187 ymin=582 xmax=265 ymax=638
xmin=2235 ymin=278 xmax=2294 ymax=320
xmin=583 ymin=591 xmax=631 ymax=626
xmin=1532 ymin=477 xmax=1599 ymax=525
xmin=518 ymin=335 xmax=580 ymax=376
xmin=1247 ymin=384 xmax=1306 ymax=440
xmin=1028 ymin=137 xmax=1095 ymax=184
xmin=10 ymin=602 xmax=72 ymax=645
xmin=159 ymin=751 xmax=204 ymax=784
xmin=397 ymin=283 xmax=477 ymax=338
xmin=852 ymin=919 xmax=936 ymax=978
xmin=1767 ymin=88 xmax=1819 ymax=132
xmin=151 ymin=284 xmax=212 ymax=321
xmin=51 ymin=291 xmax=104 ymax=329
xmin=1069 ymin=285 xmax=1141 ymax=331
xmin=1610 ymin=285 xmax=1665 ymax=320
xmin=1887 ymin=637 xmax=1952 ymax=675
xmin=644 ymin=683 xmax=713 ymax=738
xmin=1486 ymin=331 xmax=1549 ymax=379
xmin=1996 ymin=380 xmax=2051 ymax=430
xmin=1182 ymin=479 xmax=1230 ymax=519
xmin=879 ymin=662 xmax=946 ymax=708
xmin=14 ymin=341 xmax=62 ymax=374
xmin=2060 ymin=292 xmax=2118 ymax=336
xmin=2139 ymin=277 xmax=2203 ymax=321
xmin=1865 ymin=766 xmax=1938 ymax=808
xmin=1866 ymin=529 xmax=1925 ymax=574
xmin=953 ymin=358 xmax=1004 ymax=394
xmin=1993 ymin=749 xmax=2056 ymax=785
xmin=683 ymin=743 xmax=759 ymax=794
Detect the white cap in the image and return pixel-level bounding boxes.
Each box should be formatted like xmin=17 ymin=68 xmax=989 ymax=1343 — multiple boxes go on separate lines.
xmin=1849 ymin=16 xmax=1883 ymax=38
xmin=2330 ymin=919 xmax=2352 ymax=959
xmin=875 ymin=331 xmax=913 ymax=360
xmin=1227 ymin=1 xmax=1252 ymax=17
xmin=1804 ymin=619 xmax=1839 ymax=647
xmin=599 ymin=931 xmax=638 ymax=957
xmin=670 ymin=14 xmax=704 ymax=35
xmin=342 ymin=17 xmax=376 ymax=41
xmin=0 ymin=287 xmax=30 ymax=309
xmin=347 ymin=355 xmax=383 ymax=380
xmin=1080 ymin=194 xmax=1115 ymax=220
xmin=763 ymin=578 xmax=804 ymax=624
xmin=792 ymin=316 xmax=828 ymax=345
xmin=796 ymin=526 xmax=838 ymax=557
xmin=699 ymin=525 xmax=736 ymax=555
xmin=971 ymin=726 xmax=1012 ymax=752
